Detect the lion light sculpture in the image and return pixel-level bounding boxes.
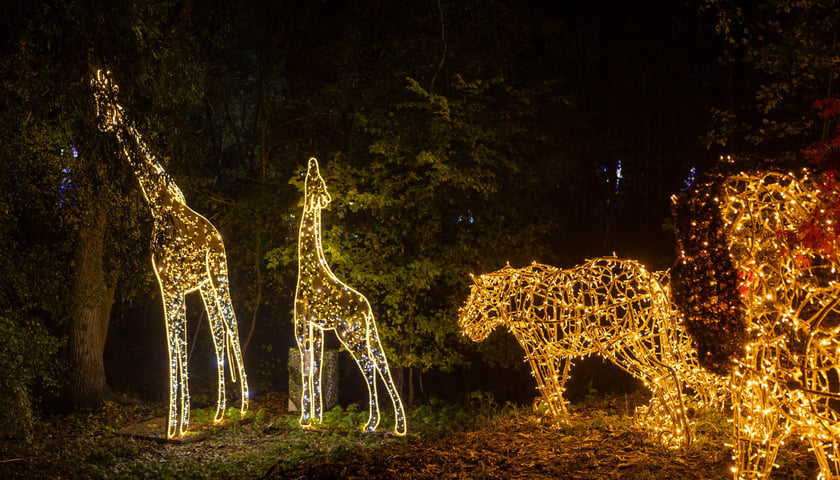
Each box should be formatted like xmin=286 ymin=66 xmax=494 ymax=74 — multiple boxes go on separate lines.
xmin=459 ymin=256 xmax=722 ymax=448
xmin=672 ymin=168 xmax=840 ymax=479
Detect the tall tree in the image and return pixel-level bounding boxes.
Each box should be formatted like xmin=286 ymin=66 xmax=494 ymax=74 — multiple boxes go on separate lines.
xmin=702 ymin=0 xmax=840 ymax=161
xmin=1 ymin=0 xmax=209 ymax=408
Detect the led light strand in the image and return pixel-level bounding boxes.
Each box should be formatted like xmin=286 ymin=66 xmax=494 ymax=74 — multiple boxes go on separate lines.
xmin=458 ymin=257 xmax=725 ymax=448
xmin=294 ymin=157 xmax=406 ymax=435
xmin=92 ymin=70 xmax=249 ymax=438
xmin=674 ymin=169 xmax=840 ymax=479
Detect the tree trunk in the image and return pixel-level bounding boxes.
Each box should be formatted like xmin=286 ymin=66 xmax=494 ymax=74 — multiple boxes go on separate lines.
xmin=68 ymin=205 xmax=115 ymax=409
xmin=408 ymin=366 xmax=415 ymax=407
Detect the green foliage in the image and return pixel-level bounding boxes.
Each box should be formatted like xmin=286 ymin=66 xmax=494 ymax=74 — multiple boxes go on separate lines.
xmin=702 ymin=0 xmax=840 ymax=160
xmin=407 ymin=391 xmax=521 ymax=439
xmin=314 ymin=73 xmax=572 ymax=373
xmin=0 ymin=312 xmax=64 ymax=440
xmin=255 ymin=408 xmax=267 ymax=425
xmin=316 ymin=404 xmax=369 ymax=433
xmin=0 ymin=0 xmax=734 ymax=407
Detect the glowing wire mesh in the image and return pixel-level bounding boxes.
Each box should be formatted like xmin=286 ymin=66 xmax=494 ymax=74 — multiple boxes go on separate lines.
xmin=294 ymin=157 xmax=406 ymax=435
xmin=458 ymin=257 xmax=723 ymax=448
xmin=675 ymin=170 xmax=840 ymax=479
xmin=92 ymin=70 xmax=249 ymax=438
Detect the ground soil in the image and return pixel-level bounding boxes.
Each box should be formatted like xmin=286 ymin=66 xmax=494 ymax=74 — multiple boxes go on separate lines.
xmin=265 ymin=395 xmax=819 ymax=480
xmin=0 ymin=392 xmax=821 ymax=480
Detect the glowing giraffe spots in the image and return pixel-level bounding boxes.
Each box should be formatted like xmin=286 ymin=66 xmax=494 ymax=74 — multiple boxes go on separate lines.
xmin=294 ymin=157 xmax=406 ymax=435
xmin=674 ymin=169 xmax=840 ymax=479
xmin=458 ymin=257 xmax=725 ymax=449
xmin=91 ymin=70 xmax=248 ymax=438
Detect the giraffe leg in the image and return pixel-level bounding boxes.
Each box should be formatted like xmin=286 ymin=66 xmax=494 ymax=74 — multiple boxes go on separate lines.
xmin=357 ymin=352 xmax=380 ymax=432
xmin=209 ymin=254 xmax=249 ymax=414
xmin=294 ymin=315 xmax=313 ymax=427
xmin=365 ymin=313 xmax=406 ymax=435
xmin=162 ymin=290 xmax=188 ymax=438
xmin=199 ymin=281 xmax=227 ymax=422
xmin=310 ymin=326 xmax=325 ymax=422
xmin=336 ymin=315 xmax=380 ymax=432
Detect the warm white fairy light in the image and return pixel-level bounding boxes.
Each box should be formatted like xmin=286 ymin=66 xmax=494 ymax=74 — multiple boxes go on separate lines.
xmin=458 ymin=257 xmax=724 ymax=448
xmin=294 ymin=157 xmax=406 ymax=435
xmin=92 ymin=70 xmax=249 ymax=438
xmin=678 ymin=169 xmax=840 ymax=479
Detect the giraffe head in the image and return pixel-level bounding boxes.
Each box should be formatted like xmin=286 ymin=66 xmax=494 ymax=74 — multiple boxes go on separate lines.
xmin=91 ymin=69 xmax=124 ymax=132
xmin=305 ymin=157 xmax=331 ymax=211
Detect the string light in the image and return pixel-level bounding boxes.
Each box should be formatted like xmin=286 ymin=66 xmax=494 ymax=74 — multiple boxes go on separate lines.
xmin=91 ymin=70 xmax=249 ymax=438
xmin=294 ymin=157 xmax=406 ymax=435
xmin=673 ymin=168 xmax=840 ymax=479
xmin=458 ymin=257 xmax=725 ymax=448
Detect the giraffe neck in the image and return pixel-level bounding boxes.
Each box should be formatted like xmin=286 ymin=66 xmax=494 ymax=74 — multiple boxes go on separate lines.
xmin=114 ymin=121 xmax=186 ymax=214
xmin=299 ymin=203 xmax=333 ymax=277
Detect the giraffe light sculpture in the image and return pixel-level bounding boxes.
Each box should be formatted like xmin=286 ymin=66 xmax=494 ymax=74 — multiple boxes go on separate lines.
xmin=458 ymin=257 xmax=725 ymax=448
xmin=673 ymin=168 xmax=840 ymax=479
xmin=91 ymin=70 xmax=248 ymax=438
xmin=294 ymin=157 xmax=406 ymax=435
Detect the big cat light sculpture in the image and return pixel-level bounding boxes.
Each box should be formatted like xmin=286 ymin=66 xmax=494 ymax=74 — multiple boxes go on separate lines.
xmin=459 ymin=257 xmax=723 ymax=448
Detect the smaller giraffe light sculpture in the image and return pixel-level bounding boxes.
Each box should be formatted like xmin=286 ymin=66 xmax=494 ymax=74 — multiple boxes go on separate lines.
xmin=294 ymin=157 xmax=406 ymax=435
xmin=459 ymin=257 xmax=725 ymax=448
xmin=92 ymin=70 xmax=248 ymax=438
xmin=673 ymin=169 xmax=840 ymax=479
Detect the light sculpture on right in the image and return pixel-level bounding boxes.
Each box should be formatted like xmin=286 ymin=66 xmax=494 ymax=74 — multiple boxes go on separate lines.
xmin=672 ymin=168 xmax=840 ymax=480
xmin=459 ymin=256 xmax=724 ymax=448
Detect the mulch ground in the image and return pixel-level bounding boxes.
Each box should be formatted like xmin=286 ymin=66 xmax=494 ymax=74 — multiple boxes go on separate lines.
xmin=2 ymin=392 xmax=821 ymax=480
xmin=267 ymin=392 xmax=823 ymax=480
xmin=266 ymin=415 xmax=733 ymax=480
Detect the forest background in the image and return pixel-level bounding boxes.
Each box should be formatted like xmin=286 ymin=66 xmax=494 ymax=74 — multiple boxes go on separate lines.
xmin=2 ymin=0 xmax=837 ymax=438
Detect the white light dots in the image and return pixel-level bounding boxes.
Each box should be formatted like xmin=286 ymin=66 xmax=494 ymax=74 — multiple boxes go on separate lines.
xmin=294 ymin=157 xmax=406 ymax=435
xmin=92 ymin=70 xmax=249 ymax=438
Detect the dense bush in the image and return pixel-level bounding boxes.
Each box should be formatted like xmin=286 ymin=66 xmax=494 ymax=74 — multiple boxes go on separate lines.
xmin=0 ymin=312 xmax=64 ymax=440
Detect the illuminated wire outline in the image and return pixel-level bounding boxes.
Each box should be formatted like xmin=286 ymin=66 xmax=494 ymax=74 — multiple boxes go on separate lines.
xmin=294 ymin=157 xmax=406 ymax=435
xmin=682 ymin=170 xmax=840 ymax=479
xmin=92 ymin=70 xmax=249 ymax=438
xmin=459 ymin=257 xmax=724 ymax=448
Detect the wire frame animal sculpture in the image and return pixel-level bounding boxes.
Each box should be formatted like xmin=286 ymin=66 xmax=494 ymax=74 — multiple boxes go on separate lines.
xmin=91 ymin=70 xmax=248 ymax=438
xmin=294 ymin=157 xmax=406 ymax=435
xmin=459 ymin=257 xmax=722 ymax=448
xmin=674 ymin=169 xmax=840 ymax=479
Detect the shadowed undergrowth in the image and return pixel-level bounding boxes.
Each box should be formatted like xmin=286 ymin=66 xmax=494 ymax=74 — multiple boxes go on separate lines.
xmin=0 ymin=391 xmax=820 ymax=480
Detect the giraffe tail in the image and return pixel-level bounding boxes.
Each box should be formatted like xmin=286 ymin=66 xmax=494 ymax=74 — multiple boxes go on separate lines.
xmin=227 ymin=330 xmax=237 ymax=383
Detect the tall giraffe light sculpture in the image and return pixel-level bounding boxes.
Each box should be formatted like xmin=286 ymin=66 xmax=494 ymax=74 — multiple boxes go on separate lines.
xmin=673 ymin=168 xmax=840 ymax=479
xmin=91 ymin=70 xmax=248 ymax=438
xmin=459 ymin=257 xmax=725 ymax=448
xmin=294 ymin=157 xmax=406 ymax=435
